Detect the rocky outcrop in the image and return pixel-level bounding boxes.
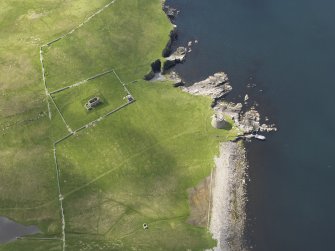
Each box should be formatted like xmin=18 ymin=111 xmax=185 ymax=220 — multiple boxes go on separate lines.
xmin=238 ymin=109 xmax=261 ymax=133
xmin=163 ymin=5 xmax=178 ymax=19
xmin=162 ymin=27 xmax=178 ymax=58
xmin=159 ymin=2 xmax=277 ymax=138
xmin=168 ymin=71 xmax=184 ymax=87
xmin=162 ymin=47 xmax=187 ymax=73
xmin=181 ymin=72 xmax=232 ymax=100
xmin=238 ymin=108 xmax=277 ymax=133
xmin=151 ymin=59 xmax=161 ymax=73
xmin=260 ymin=123 xmax=277 ymax=132
xmin=216 ymin=102 xmax=242 ymax=120
xmin=162 ymin=60 xmax=176 ymax=73
xmin=144 ymin=59 xmax=162 ymax=80
xmin=215 ymin=102 xmax=277 ymax=135
xmin=179 ymin=71 xmax=277 ymax=137
xmin=160 ymin=6 xmax=188 ymax=74
xmin=166 ymin=46 xmax=187 ymax=62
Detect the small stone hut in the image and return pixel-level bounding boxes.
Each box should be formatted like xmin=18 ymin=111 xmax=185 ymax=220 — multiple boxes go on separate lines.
xmin=85 ymin=96 xmax=101 ymax=110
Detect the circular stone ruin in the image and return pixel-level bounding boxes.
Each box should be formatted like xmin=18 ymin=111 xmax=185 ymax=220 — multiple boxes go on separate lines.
xmin=211 ymin=113 xmax=228 ymax=129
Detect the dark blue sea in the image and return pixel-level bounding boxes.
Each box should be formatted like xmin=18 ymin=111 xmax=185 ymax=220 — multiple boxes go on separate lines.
xmin=166 ymin=0 xmax=335 ymax=250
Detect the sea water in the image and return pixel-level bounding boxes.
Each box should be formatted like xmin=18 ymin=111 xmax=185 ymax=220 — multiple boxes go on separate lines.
xmin=166 ymin=0 xmax=335 ymax=250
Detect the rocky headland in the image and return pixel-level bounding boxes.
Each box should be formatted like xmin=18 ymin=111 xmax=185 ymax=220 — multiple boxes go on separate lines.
xmin=181 ymin=72 xmax=232 ymax=101
xmin=167 ymin=69 xmax=277 ymax=250
xmin=175 ymin=71 xmax=277 ymax=138
xmin=151 ymin=3 xmax=278 ymax=251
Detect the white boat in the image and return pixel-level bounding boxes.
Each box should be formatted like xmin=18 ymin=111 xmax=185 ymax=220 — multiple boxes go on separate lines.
xmin=254 ymin=134 xmax=266 ymax=140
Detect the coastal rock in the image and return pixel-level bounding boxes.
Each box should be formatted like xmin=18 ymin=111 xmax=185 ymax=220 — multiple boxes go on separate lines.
xmin=213 ymin=100 xmax=277 ymax=137
xmin=163 ymin=5 xmax=178 ymax=19
xmin=166 ymin=46 xmax=187 ymax=62
xmin=181 ymin=72 xmax=232 ymax=100
xmin=215 ymin=102 xmax=243 ymax=125
xmin=144 ymin=59 xmax=162 ymax=80
xmin=178 ymin=71 xmax=277 ymax=136
xmin=162 ymin=60 xmax=176 ymax=73
xmin=260 ymin=123 xmax=277 ymax=132
xmin=151 ymin=59 xmax=161 ymax=73
xmin=168 ymin=71 xmax=185 ymax=87
xmin=163 ymin=5 xmax=177 ymax=19
xmin=238 ymin=109 xmax=261 ymax=133
xmin=162 ymin=47 xmax=187 ymax=73
xmin=238 ymin=108 xmax=277 ymax=133
xmin=162 ymin=27 xmax=178 ymax=57
xmin=173 ymin=79 xmax=184 ymax=87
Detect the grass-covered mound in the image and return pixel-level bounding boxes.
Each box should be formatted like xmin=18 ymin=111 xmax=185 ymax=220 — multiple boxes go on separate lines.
xmin=0 ymin=0 xmax=238 ymax=250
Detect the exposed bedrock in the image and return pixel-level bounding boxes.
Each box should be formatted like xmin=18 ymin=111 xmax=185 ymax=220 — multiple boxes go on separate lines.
xmin=162 ymin=27 xmax=178 ymax=58
xmin=162 ymin=46 xmax=187 ymax=73
xmin=151 ymin=59 xmax=162 ymax=73
xmin=178 ymin=71 xmax=277 ymax=135
xmin=215 ymin=102 xmax=277 ymax=135
xmin=238 ymin=108 xmax=277 ymax=133
xmin=163 ymin=5 xmax=179 ymax=19
xmin=181 ymin=72 xmax=232 ymax=100
xmin=144 ymin=59 xmax=162 ymax=80
xmin=166 ymin=46 xmax=187 ymax=62
xmin=168 ymin=71 xmax=185 ymax=87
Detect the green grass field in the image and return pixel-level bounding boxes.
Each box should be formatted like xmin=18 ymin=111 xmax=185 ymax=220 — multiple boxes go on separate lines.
xmin=0 ymin=0 xmax=239 ymax=250
xmin=51 ymin=72 xmax=129 ymax=130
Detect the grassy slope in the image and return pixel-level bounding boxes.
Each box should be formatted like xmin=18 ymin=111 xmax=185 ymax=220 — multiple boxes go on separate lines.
xmin=0 ymin=0 xmax=118 ymax=250
xmin=43 ymin=0 xmax=168 ymax=91
xmin=58 ymin=81 xmax=238 ymax=250
xmin=0 ymin=0 xmax=238 ymax=250
xmin=52 ymin=73 xmax=128 ymax=129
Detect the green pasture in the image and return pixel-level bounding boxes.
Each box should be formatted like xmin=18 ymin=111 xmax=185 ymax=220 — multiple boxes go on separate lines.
xmin=56 ymin=80 xmax=234 ymax=250
xmin=0 ymin=0 xmax=239 ymax=250
xmin=51 ymin=72 xmax=128 ymax=129
xmin=43 ymin=0 xmax=169 ymax=91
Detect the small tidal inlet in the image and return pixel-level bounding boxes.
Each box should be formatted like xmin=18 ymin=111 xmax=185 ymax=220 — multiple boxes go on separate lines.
xmin=0 ymin=216 xmax=40 ymax=244
xmin=166 ymin=0 xmax=335 ymax=250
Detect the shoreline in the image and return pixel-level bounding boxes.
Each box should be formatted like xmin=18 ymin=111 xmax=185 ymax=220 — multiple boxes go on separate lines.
xmin=207 ymin=142 xmax=248 ymax=251
xmin=160 ymin=3 xmax=273 ymax=251
xmin=177 ymin=72 xmax=251 ymax=251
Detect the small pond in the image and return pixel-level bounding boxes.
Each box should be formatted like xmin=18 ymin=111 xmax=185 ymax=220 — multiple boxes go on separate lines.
xmin=0 ymin=216 xmax=40 ymax=244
